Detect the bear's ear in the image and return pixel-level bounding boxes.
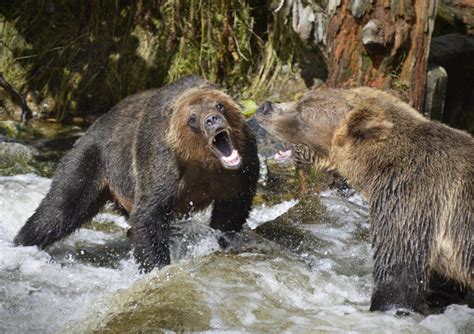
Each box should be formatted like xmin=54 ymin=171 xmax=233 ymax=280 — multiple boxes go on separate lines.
xmin=346 ymin=105 xmax=393 ymax=141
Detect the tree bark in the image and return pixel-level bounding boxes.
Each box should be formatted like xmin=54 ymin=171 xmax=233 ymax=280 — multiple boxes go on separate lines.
xmin=326 ymin=0 xmax=438 ymax=110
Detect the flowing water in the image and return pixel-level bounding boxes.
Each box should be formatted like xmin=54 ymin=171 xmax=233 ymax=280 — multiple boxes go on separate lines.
xmin=1 ymin=172 xmax=473 ymax=333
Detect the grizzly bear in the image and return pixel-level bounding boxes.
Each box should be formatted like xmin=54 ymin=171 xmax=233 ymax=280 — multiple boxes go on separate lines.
xmin=14 ymin=75 xmax=259 ymax=273
xmin=256 ymin=87 xmax=473 ymax=313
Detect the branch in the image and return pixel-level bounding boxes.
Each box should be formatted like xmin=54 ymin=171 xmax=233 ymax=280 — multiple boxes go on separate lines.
xmin=0 ymin=72 xmax=32 ymax=123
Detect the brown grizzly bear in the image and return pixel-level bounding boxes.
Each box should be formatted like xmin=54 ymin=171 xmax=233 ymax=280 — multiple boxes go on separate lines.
xmin=14 ymin=75 xmax=260 ymax=273
xmin=256 ymin=87 xmax=473 ymax=313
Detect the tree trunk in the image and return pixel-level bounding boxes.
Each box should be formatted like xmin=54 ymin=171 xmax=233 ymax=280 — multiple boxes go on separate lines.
xmin=326 ymin=0 xmax=438 ymax=110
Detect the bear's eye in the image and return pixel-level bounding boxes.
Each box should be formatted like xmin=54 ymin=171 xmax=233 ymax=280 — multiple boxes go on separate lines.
xmin=215 ymin=102 xmax=225 ymax=112
xmin=188 ymin=114 xmax=198 ymax=128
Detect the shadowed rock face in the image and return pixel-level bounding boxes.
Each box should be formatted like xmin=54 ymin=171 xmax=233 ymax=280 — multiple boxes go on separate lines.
xmin=428 ymin=33 xmax=474 ymax=134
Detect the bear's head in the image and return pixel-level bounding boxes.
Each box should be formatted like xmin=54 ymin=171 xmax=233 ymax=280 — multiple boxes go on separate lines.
xmin=167 ymin=87 xmax=246 ymax=170
xmin=255 ymin=88 xmax=394 ymax=170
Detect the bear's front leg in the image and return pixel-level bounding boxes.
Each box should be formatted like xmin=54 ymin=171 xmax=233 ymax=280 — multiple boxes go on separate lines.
xmin=210 ymin=143 xmax=259 ymax=233
xmin=129 ymin=203 xmax=173 ymax=273
xmin=210 ymin=190 xmax=255 ymax=233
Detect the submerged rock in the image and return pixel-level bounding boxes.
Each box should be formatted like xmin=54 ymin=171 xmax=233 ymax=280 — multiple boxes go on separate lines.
xmin=0 ymin=142 xmax=38 ymax=175
xmin=68 ymin=254 xmax=251 ymax=333
xmin=0 ymin=141 xmax=57 ymax=176
xmin=78 ymin=264 xmax=213 ymax=333
xmin=68 ymin=251 xmax=330 ymax=333
xmin=255 ymin=194 xmax=333 ymax=256
xmin=0 ymin=120 xmax=33 ymax=139
xmin=0 ymin=119 xmax=84 ymax=176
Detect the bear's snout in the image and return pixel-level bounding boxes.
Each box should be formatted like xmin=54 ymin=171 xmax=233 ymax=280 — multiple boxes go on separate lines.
xmin=204 ymin=113 xmax=226 ymax=131
xmin=257 ymin=101 xmax=273 ymax=115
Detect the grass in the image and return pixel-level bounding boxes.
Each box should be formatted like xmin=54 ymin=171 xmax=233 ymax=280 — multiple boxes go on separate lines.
xmin=0 ymin=0 xmax=308 ymax=122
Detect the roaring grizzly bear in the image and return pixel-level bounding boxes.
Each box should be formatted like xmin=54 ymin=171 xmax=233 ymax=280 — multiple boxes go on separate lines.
xmin=14 ymin=75 xmax=260 ymax=272
xmin=256 ymin=87 xmax=473 ymax=313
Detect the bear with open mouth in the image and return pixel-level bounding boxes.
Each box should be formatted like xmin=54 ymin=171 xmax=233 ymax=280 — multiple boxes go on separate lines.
xmin=255 ymin=87 xmax=473 ymax=313
xmin=14 ymin=75 xmax=260 ymax=273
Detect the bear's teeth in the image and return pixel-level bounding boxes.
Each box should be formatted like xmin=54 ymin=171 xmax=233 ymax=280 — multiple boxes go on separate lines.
xmin=221 ymin=149 xmax=241 ymax=166
xmin=274 ymin=148 xmax=292 ymax=162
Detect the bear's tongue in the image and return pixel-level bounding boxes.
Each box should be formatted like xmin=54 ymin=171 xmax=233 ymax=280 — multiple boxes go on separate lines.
xmin=274 ymin=145 xmax=292 ymax=162
xmin=220 ymin=149 xmax=241 ymax=167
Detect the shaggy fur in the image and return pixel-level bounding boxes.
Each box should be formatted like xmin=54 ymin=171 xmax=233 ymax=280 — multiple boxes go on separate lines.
xmin=256 ymin=87 xmax=473 ymax=313
xmin=14 ymin=75 xmax=260 ymax=273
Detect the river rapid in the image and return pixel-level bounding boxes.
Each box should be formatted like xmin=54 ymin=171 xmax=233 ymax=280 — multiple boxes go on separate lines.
xmin=0 ymin=171 xmax=473 ymax=333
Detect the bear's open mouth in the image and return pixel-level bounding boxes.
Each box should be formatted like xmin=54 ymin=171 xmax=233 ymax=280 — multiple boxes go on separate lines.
xmin=274 ymin=144 xmax=292 ymax=162
xmin=210 ymin=130 xmax=241 ymax=169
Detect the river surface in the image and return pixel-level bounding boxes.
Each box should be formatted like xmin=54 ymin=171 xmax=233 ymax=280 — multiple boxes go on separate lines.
xmin=0 ymin=173 xmax=473 ymax=333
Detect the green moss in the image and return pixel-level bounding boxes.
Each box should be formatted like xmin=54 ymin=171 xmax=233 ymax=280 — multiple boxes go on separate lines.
xmin=241 ymin=99 xmax=258 ymax=117
xmin=72 ymin=259 xmax=218 ymax=333
xmin=0 ymin=15 xmax=31 ymax=92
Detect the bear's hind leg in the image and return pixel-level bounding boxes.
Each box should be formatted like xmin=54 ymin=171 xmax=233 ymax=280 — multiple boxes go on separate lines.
xmin=14 ymin=145 xmax=108 ymax=248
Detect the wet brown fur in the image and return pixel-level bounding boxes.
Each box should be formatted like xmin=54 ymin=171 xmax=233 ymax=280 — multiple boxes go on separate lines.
xmin=256 ymin=87 xmax=473 ymax=312
xmin=14 ymin=76 xmax=259 ymax=273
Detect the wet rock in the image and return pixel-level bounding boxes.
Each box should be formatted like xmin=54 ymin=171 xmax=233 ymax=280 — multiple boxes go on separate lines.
xmin=0 ymin=119 xmax=84 ymax=141
xmin=264 ymin=158 xmax=299 ymax=199
xmin=0 ymin=142 xmax=39 ymax=175
xmin=0 ymin=141 xmax=60 ymax=176
xmin=258 ymin=156 xmax=345 ymax=205
xmin=255 ymin=194 xmax=333 ymax=255
xmin=69 ymin=251 xmax=327 ymax=333
xmin=50 ymin=238 xmax=131 ymax=269
xmin=29 ymin=121 xmax=84 ymax=139
xmin=0 ymin=120 xmax=34 ymax=140
xmin=0 ymin=119 xmax=84 ymax=176
xmin=74 ymin=263 xmax=213 ymax=333
xmin=424 ymin=65 xmax=448 ymax=120
xmin=70 ymin=254 xmax=271 ymax=333
xmin=0 ymin=141 xmax=37 ymax=160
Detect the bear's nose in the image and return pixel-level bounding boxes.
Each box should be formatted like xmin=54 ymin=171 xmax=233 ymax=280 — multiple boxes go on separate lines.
xmin=257 ymin=101 xmax=273 ymax=115
xmin=204 ymin=113 xmax=224 ymax=130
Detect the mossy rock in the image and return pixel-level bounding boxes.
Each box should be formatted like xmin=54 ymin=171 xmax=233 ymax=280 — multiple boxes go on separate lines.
xmin=258 ymin=158 xmax=329 ymax=205
xmin=72 ymin=252 xmax=316 ymax=333
xmin=70 ymin=255 xmax=229 ymax=333
xmin=0 ymin=120 xmax=34 ymax=140
xmin=0 ymin=142 xmax=37 ymax=174
xmin=0 ymin=119 xmax=84 ymax=141
xmin=255 ymin=194 xmax=333 ymax=254
xmin=241 ymin=99 xmax=258 ymax=117
xmin=0 ymin=142 xmax=57 ymax=176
